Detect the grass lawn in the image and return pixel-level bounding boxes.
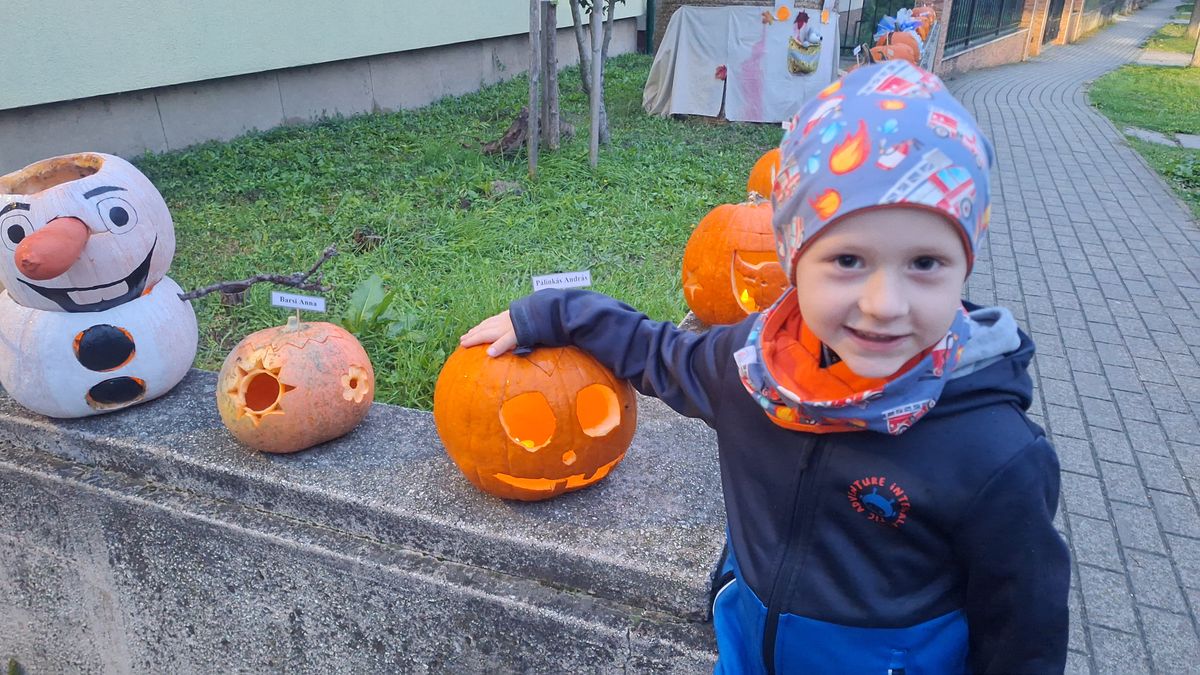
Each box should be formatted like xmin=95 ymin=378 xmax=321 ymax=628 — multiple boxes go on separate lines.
xmin=1143 ymin=22 xmax=1198 ymax=54
xmin=134 ymin=54 xmax=780 ymax=410
xmin=1089 ymin=65 xmax=1200 ymax=219
xmin=1176 ymin=3 xmax=1195 ymax=20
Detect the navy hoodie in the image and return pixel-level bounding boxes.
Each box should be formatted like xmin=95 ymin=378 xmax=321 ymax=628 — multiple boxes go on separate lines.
xmin=510 ymin=289 xmax=1070 ymax=675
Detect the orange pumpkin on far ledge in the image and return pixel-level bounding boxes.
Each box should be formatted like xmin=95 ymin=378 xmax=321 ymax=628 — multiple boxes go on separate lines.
xmin=747 ymin=147 xmax=781 ymax=199
xmin=434 ymin=345 xmax=636 ymax=501
xmin=216 ymin=316 xmax=374 ymax=453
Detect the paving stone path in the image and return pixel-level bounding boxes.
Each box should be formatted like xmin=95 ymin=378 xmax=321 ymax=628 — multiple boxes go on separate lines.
xmin=946 ymin=2 xmax=1200 ymax=671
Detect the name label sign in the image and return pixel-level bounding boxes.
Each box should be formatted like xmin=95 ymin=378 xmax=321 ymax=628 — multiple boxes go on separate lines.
xmin=271 ymin=291 xmax=327 ymax=313
xmin=532 ymin=270 xmax=592 ymax=292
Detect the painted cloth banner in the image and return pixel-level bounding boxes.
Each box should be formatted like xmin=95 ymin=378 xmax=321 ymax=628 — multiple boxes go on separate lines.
xmin=643 ymin=5 xmax=841 ymax=123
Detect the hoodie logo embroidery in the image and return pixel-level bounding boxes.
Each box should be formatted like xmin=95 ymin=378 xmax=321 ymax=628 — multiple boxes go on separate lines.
xmin=848 ymin=476 xmax=910 ymax=528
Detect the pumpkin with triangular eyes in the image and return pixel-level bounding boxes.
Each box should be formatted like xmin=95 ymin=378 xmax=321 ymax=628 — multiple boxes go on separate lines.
xmin=433 ymin=345 xmax=636 ymax=501
xmin=681 ymin=196 xmax=788 ymax=325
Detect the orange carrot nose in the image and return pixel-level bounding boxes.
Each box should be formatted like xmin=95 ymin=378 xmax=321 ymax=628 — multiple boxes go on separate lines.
xmin=14 ymin=216 xmax=90 ymax=280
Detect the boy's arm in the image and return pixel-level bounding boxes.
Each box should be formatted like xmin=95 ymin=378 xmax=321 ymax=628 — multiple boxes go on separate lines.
xmin=955 ymin=435 xmax=1070 ymax=674
xmin=507 ymin=288 xmax=739 ymax=424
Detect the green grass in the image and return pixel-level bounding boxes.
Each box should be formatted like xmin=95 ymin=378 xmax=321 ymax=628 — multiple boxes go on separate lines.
xmin=1089 ymin=65 xmax=1200 ymax=219
xmin=1176 ymin=3 xmax=1195 ymax=20
xmin=1143 ymin=22 xmax=1199 ymax=54
xmin=1089 ymin=65 xmax=1200 ymax=133
xmin=133 ymin=54 xmax=780 ymax=410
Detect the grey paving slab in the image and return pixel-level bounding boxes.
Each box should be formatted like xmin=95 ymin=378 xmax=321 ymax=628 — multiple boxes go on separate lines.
xmin=944 ymin=2 xmax=1200 ymax=666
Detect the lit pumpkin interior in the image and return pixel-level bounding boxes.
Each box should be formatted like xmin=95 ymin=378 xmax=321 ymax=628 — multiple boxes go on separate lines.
xmin=731 ymin=250 xmax=786 ymax=313
xmin=244 ymin=371 xmax=283 ymax=413
xmin=576 ymin=383 xmax=620 ymax=437
xmin=499 ymin=392 xmax=556 ymax=451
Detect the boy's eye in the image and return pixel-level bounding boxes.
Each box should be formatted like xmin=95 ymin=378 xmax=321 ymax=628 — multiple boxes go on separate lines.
xmin=912 ymin=256 xmax=942 ymax=271
xmin=834 ymin=255 xmax=862 ymax=269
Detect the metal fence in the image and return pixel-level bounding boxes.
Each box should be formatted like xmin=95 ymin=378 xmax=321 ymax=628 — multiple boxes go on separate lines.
xmin=943 ymin=0 xmax=1025 ymax=54
xmin=839 ymin=0 xmax=919 ymax=54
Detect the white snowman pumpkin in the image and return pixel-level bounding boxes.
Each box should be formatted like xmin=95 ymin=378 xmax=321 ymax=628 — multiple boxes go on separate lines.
xmin=0 ymin=153 xmax=197 ymax=418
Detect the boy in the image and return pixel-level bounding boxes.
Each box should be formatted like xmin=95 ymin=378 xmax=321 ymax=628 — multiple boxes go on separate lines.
xmin=461 ymin=61 xmax=1069 ymax=674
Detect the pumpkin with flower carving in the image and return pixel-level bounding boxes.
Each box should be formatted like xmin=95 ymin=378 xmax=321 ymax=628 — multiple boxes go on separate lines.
xmin=216 ymin=316 xmax=374 ymax=453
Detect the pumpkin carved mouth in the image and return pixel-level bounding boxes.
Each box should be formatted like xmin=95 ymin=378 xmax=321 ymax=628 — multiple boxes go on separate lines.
xmin=492 ymin=453 xmax=627 ymax=493
xmin=731 ymin=249 xmax=787 ymax=313
xmin=19 ymin=238 xmax=156 ymax=313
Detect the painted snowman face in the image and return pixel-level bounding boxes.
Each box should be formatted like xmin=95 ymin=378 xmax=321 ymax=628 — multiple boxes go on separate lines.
xmin=0 ymin=153 xmax=175 ymax=313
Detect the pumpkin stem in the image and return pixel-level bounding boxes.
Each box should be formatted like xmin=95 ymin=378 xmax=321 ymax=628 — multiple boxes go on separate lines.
xmin=746 ymin=191 xmax=768 ymax=205
xmin=285 ymin=314 xmax=302 ymax=331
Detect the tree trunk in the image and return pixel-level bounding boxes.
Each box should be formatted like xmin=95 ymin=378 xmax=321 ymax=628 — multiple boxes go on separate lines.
xmin=589 ymin=4 xmax=602 ymax=167
xmin=570 ymin=0 xmax=593 ymax=97
xmin=543 ymin=0 xmax=561 ymax=149
xmin=1192 ymin=26 xmax=1200 ymax=67
xmin=1189 ymin=0 xmax=1200 ymax=41
xmin=528 ymin=0 xmax=541 ymax=178
xmin=597 ymin=0 xmax=616 ymax=144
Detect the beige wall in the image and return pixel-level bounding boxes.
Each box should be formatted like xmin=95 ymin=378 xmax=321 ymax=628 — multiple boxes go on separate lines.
xmin=0 ymin=0 xmax=645 ymax=111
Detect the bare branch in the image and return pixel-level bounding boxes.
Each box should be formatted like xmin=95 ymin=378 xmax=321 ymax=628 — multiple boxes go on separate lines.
xmin=178 ymin=245 xmax=338 ymax=302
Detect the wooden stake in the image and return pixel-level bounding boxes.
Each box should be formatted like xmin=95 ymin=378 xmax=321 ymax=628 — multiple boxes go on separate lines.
xmin=528 ymin=0 xmax=541 ymax=178
xmin=589 ymin=4 xmax=602 ymax=168
xmin=1189 ymin=0 xmax=1200 ymax=41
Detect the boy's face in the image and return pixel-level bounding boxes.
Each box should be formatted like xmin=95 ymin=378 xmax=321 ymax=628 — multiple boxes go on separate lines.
xmin=793 ymin=206 xmax=968 ymax=379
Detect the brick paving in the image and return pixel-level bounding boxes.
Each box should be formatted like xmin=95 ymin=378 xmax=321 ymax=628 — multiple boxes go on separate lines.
xmin=946 ymin=2 xmax=1200 ymax=672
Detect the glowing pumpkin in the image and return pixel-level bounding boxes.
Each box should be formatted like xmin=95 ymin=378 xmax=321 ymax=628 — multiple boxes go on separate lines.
xmin=216 ymin=316 xmax=374 ymax=453
xmin=681 ymin=197 xmax=787 ymax=325
xmin=433 ymin=345 xmax=636 ymax=501
xmin=0 ymin=153 xmax=196 ymax=418
xmin=747 ymin=147 xmax=781 ymax=199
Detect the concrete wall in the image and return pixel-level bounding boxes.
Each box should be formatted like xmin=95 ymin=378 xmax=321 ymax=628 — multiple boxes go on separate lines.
xmin=0 ymin=0 xmax=645 ymax=112
xmin=0 ymin=370 xmax=723 ymax=672
xmin=0 ymin=20 xmax=637 ymax=175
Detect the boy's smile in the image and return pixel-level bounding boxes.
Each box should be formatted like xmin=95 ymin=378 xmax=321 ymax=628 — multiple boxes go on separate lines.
xmin=793 ymin=206 xmax=968 ymax=379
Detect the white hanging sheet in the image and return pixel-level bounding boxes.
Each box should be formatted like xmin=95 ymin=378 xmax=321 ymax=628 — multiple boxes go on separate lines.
xmin=643 ymin=5 xmax=842 ymax=123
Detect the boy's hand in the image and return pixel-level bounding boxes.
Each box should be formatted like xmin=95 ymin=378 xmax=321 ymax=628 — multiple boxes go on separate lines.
xmin=460 ymin=310 xmax=518 ymax=357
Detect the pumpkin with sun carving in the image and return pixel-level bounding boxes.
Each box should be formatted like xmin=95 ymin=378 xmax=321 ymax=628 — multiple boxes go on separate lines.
xmin=433 ymin=345 xmax=636 ymax=501
xmin=0 ymin=152 xmax=196 ymax=418
xmin=681 ymin=196 xmax=788 ymax=325
xmin=216 ymin=316 xmax=374 ymax=453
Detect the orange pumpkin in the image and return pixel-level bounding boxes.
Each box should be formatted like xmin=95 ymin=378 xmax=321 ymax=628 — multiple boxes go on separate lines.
xmin=434 ymin=345 xmax=636 ymax=501
xmin=747 ymin=147 xmax=781 ymax=199
xmin=681 ymin=197 xmax=787 ymax=325
xmin=216 ymin=316 xmax=374 ymax=453
xmin=876 ymin=31 xmax=921 ymax=61
xmin=869 ymin=43 xmax=919 ymax=65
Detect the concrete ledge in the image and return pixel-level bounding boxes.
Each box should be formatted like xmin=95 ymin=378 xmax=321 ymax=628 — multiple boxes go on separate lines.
xmin=0 ymin=369 xmax=723 ymax=671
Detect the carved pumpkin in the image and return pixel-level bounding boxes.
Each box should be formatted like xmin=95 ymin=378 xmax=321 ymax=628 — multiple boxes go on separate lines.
xmin=216 ymin=316 xmax=374 ymax=453
xmin=681 ymin=197 xmax=787 ymax=325
xmin=433 ymin=345 xmax=636 ymax=501
xmin=0 ymin=153 xmax=196 ymax=418
xmin=876 ymin=31 xmax=921 ymax=62
xmin=868 ymin=43 xmax=919 ymax=65
xmin=747 ymin=147 xmax=781 ymax=199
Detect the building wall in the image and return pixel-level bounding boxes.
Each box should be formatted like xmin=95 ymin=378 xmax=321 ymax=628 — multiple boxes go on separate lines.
xmin=937 ymin=30 xmax=1030 ymax=77
xmin=0 ymin=0 xmax=645 ymax=112
xmin=0 ymin=21 xmax=637 ymax=174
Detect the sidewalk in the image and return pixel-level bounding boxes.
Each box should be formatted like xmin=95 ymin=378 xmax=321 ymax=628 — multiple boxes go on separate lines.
xmin=947 ymin=2 xmax=1200 ymax=672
